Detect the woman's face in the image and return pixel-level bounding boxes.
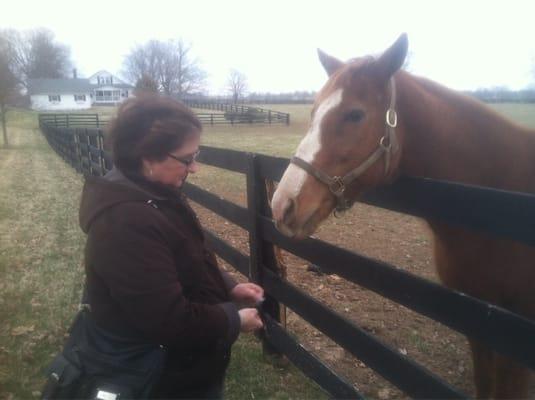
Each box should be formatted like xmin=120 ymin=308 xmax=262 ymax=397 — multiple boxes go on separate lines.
xmin=142 ymin=134 xmax=201 ymax=188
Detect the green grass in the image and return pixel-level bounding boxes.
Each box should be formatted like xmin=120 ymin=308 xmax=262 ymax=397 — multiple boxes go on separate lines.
xmin=225 ymin=336 xmax=326 ymax=400
xmin=489 ymin=103 xmax=535 ymax=128
xmin=0 ymin=113 xmax=85 ymax=399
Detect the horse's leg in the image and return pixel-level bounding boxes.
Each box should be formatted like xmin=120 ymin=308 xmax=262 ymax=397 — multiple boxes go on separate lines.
xmin=468 ymin=339 xmax=494 ymax=399
xmin=492 ymin=353 xmax=530 ymax=399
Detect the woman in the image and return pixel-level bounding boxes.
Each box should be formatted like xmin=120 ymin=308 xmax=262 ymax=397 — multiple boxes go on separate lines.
xmin=79 ymin=94 xmax=264 ymax=398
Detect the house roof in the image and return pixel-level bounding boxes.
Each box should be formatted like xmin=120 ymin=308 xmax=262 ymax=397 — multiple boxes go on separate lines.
xmin=88 ymin=70 xmax=131 ymax=86
xmin=28 ymin=78 xmax=94 ymax=95
xmin=94 ymin=83 xmax=133 ymax=89
xmin=28 ymin=78 xmax=134 ymax=94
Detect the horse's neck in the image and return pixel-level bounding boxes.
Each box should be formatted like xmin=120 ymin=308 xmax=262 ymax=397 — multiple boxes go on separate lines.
xmin=397 ymin=74 xmax=535 ymax=193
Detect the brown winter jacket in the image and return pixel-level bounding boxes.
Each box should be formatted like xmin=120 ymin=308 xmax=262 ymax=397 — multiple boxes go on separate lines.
xmin=79 ymin=167 xmax=240 ymax=389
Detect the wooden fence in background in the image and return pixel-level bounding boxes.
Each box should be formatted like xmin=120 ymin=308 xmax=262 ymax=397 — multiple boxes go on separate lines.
xmin=38 ymin=107 xmax=290 ymax=127
xmin=38 ymin=113 xmax=110 ymax=128
xmin=183 ymin=100 xmax=290 ymax=125
xmin=39 ymin=115 xmax=535 ymax=399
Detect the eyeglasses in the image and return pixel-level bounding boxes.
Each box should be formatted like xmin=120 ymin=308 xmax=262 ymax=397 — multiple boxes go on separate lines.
xmin=167 ymin=150 xmax=200 ymax=167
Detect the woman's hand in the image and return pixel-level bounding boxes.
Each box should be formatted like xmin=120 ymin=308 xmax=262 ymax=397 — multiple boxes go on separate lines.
xmin=238 ymin=308 xmax=263 ymax=332
xmin=230 ymin=283 xmax=264 ymax=307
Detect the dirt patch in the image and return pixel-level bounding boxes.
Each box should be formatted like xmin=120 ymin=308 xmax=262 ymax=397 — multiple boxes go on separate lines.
xmin=189 ymin=191 xmax=476 ymax=399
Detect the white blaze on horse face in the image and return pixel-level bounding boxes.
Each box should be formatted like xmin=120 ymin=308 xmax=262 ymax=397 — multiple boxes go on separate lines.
xmin=283 ymin=88 xmax=344 ymax=197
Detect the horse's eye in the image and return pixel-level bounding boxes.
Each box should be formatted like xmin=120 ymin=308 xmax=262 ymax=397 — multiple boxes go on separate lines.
xmin=345 ymin=109 xmax=364 ymax=123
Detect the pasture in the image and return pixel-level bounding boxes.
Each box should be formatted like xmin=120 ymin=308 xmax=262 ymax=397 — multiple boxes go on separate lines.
xmin=1 ymin=100 xmax=534 ymax=399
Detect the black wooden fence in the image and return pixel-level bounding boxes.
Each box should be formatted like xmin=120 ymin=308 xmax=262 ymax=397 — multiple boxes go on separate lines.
xmin=39 ymin=108 xmax=290 ymax=127
xmin=38 ymin=113 xmax=110 ymax=128
xmin=39 ymin=115 xmax=535 ymax=399
xmin=183 ymin=100 xmax=291 ymax=125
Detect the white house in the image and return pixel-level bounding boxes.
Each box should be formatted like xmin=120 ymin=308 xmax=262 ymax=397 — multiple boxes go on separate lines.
xmin=28 ymin=71 xmax=134 ymax=111
xmin=88 ymin=71 xmax=133 ymax=106
xmin=28 ymin=79 xmax=94 ymax=111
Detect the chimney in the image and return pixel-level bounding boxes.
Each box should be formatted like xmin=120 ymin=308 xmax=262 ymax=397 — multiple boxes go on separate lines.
xmin=73 ymin=68 xmax=77 ymax=79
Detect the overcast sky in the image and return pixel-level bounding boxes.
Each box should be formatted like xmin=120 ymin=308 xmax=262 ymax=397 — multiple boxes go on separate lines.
xmin=3 ymin=0 xmax=535 ymax=95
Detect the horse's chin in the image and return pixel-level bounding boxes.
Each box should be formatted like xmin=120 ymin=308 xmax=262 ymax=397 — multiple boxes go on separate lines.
xmin=274 ymin=206 xmax=331 ymax=240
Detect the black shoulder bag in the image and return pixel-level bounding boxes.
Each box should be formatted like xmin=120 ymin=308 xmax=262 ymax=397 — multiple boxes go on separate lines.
xmin=41 ymin=295 xmax=166 ymax=399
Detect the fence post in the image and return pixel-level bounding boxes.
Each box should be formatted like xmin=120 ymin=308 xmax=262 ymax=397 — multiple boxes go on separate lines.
xmin=68 ymin=128 xmax=76 ymax=167
xmin=268 ymin=110 xmax=272 ymax=124
xmin=97 ymin=129 xmax=106 ymax=176
xmin=246 ymin=154 xmax=283 ymax=357
xmin=62 ymin=128 xmax=68 ymax=160
xmin=96 ymin=114 xmax=100 ymax=127
xmin=66 ymin=114 xmax=70 ymax=128
xmin=210 ymin=114 xmax=214 ymax=126
xmin=74 ymin=129 xmax=82 ymax=173
xmin=286 ymin=113 xmax=290 ymax=125
xmin=87 ymin=133 xmax=93 ymax=176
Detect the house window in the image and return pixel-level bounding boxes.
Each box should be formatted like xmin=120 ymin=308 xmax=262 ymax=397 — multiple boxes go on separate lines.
xmin=95 ymin=90 xmax=121 ymax=102
xmin=74 ymin=94 xmax=86 ymax=102
xmin=105 ymin=77 xmax=111 ymax=84
xmin=48 ymin=95 xmax=61 ymax=103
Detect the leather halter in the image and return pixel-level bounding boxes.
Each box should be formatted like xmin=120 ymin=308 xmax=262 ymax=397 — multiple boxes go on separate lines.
xmin=290 ymin=77 xmax=399 ymax=213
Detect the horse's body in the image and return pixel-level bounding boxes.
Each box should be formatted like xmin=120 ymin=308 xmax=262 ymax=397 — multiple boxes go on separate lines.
xmin=271 ymin=34 xmax=535 ymax=398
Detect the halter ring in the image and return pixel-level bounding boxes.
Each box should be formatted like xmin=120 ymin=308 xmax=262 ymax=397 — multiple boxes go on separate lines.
xmin=386 ymin=109 xmax=397 ymax=128
xmin=329 ymin=176 xmax=346 ymax=196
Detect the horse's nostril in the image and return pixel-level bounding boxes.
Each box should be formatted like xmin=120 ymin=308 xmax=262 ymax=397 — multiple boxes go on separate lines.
xmin=282 ymin=198 xmax=296 ymax=223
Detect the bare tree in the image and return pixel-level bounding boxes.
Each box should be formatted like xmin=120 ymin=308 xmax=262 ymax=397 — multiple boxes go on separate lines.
xmin=123 ymin=40 xmax=163 ymax=90
xmin=135 ymin=73 xmax=159 ymax=95
xmin=171 ymin=40 xmax=207 ymax=97
xmin=7 ymin=28 xmax=72 ymax=87
xmin=227 ymin=69 xmax=248 ymax=104
xmin=122 ymin=39 xmax=206 ymax=97
xmin=0 ymin=33 xmax=18 ymax=147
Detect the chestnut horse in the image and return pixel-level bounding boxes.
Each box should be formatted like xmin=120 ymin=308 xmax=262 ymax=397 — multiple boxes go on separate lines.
xmin=271 ymin=33 xmax=535 ymax=399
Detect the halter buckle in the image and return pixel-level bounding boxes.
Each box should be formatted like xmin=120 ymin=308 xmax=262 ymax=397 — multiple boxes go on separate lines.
xmin=386 ymin=109 xmax=397 ymax=128
xmin=379 ymin=135 xmax=392 ymax=151
xmin=329 ymin=176 xmax=346 ymax=196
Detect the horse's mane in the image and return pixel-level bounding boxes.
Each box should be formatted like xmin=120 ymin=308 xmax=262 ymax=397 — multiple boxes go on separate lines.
xmin=399 ymin=70 xmax=533 ymax=133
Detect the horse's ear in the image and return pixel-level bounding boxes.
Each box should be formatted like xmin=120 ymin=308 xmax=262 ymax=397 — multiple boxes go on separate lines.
xmin=375 ymin=33 xmax=408 ymax=80
xmin=318 ymin=49 xmax=344 ymax=76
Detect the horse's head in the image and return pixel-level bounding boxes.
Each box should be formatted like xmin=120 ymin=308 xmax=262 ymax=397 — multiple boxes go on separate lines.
xmin=272 ymin=34 xmax=408 ymax=239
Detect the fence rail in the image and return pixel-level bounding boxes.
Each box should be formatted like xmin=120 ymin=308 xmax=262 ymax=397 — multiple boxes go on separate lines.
xmin=39 ymin=116 xmax=535 ymax=399
xmin=184 ymin=100 xmax=290 ymax=125
xmin=39 ymin=107 xmax=290 ymax=128
xmin=37 ymin=113 xmax=110 ymax=128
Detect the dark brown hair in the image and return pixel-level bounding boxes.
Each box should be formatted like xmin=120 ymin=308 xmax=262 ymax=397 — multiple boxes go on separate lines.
xmin=108 ymin=94 xmax=201 ymax=173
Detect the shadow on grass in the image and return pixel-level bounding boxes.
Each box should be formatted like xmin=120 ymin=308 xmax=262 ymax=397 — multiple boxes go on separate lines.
xmin=225 ymin=335 xmax=327 ymax=400
xmin=0 ymin=143 xmax=49 ymax=151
